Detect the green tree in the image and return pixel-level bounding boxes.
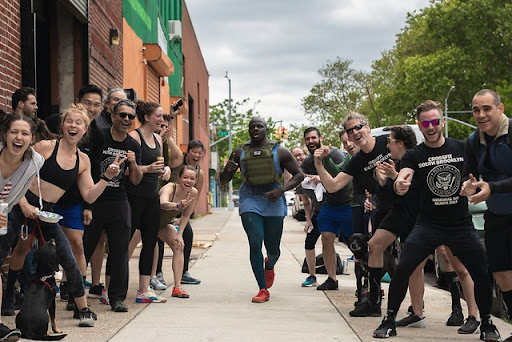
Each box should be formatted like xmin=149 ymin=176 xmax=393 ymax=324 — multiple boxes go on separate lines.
xmin=371 ymin=0 xmax=512 ymax=139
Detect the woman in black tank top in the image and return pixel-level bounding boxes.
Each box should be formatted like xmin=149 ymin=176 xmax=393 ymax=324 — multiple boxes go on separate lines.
xmin=126 ymin=100 xmax=171 ymax=302
xmin=5 ymin=104 xmax=122 ymax=321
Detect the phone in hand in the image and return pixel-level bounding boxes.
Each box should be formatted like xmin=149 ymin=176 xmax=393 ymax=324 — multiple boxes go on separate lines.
xmin=172 ymin=98 xmax=184 ymax=112
xmin=307 ymin=225 xmax=314 ymax=233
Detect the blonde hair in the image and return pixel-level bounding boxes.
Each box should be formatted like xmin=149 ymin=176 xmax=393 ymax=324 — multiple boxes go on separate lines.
xmin=60 ymin=103 xmax=91 ymax=130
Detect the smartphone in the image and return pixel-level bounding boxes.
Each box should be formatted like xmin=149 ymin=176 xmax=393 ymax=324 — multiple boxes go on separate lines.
xmin=307 ymin=225 xmax=314 ymax=233
xmin=172 ymin=98 xmax=184 ymax=112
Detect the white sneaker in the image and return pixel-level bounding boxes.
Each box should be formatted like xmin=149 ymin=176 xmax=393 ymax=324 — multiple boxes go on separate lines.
xmin=136 ymin=286 xmax=167 ymax=303
xmin=150 ymin=276 xmax=167 ymax=290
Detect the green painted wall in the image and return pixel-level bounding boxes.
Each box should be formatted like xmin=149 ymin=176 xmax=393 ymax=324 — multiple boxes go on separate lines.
xmin=123 ymin=0 xmax=183 ymax=97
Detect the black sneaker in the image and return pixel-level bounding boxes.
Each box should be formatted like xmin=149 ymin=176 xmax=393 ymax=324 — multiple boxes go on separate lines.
xmin=181 ymin=272 xmax=201 ymax=285
xmin=457 ymin=315 xmax=479 ymax=334
xmin=446 ymin=307 xmax=464 ymax=326
xmin=78 ymin=308 xmax=96 ymax=327
xmin=480 ymin=318 xmax=500 ymax=342
xmin=12 ymin=292 xmax=23 ymax=311
xmin=66 ymin=298 xmax=76 ymax=311
xmin=396 ymin=313 xmax=426 ymax=328
xmin=59 ymin=282 xmax=69 ymax=302
xmin=317 ymin=277 xmax=338 ymax=291
xmin=373 ymin=315 xmax=397 ymax=338
xmin=111 ymin=300 xmax=129 ymax=312
xmin=88 ymin=283 xmax=105 ymax=299
xmin=0 ymin=323 xmax=21 ymax=342
xmin=73 ymin=305 xmax=97 ymax=320
xmin=349 ymin=301 xmax=381 ymax=317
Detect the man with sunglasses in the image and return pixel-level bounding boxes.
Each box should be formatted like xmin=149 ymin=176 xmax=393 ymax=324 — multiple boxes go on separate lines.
xmin=314 ymin=112 xmax=393 ymax=318
xmin=85 ymin=99 xmax=142 ymax=313
xmin=372 ymin=100 xmax=500 ymax=340
xmin=462 ymin=89 xmax=512 ymax=341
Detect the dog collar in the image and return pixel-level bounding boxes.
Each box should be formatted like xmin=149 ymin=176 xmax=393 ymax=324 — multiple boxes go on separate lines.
xmin=37 ymin=274 xmax=55 ymax=292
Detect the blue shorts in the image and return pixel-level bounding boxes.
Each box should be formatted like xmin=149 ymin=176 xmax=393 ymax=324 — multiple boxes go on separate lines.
xmin=53 ymin=203 xmax=84 ymax=231
xmin=316 ymin=203 xmax=352 ymax=237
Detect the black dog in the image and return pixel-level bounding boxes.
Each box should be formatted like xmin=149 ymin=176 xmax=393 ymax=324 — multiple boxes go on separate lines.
xmin=16 ymin=239 xmax=66 ymax=340
xmin=348 ymin=233 xmax=397 ymax=306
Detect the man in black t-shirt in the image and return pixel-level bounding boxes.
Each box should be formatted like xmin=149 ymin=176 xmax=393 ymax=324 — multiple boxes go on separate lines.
xmin=315 ymin=112 xmax=392 ymax=317
xmin=373 ymin=100 xmax=500 ymax=340
xmin=85 ymin=99 xmax=142 ymax=313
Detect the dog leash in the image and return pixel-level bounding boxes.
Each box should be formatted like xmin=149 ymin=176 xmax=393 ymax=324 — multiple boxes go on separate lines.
xmin=22 ymin=218 xmax=46 ymax=248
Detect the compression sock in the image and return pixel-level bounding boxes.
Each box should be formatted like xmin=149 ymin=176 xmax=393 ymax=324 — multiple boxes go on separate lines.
xmin=369 ymin=267 xmax=383 ymax=307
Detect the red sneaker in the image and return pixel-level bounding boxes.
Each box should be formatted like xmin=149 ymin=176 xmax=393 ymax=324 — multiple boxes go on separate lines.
xmin=251 ymin=289 xmax=270 ymax=303
xmin=172 ymin=286 xmax=190 ymax=298
xmin=264 ymin=257 xmax=275 ymax=288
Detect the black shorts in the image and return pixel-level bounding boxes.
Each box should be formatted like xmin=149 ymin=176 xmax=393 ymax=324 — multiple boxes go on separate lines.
xmin=378 ymin=208 xmax=415 ymax=241
xmin=484 ymin=211 xmax=512 ymax=272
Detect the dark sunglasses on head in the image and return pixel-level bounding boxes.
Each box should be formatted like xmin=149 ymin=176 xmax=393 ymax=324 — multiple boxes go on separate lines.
xmin=346 ymin=123 xmax=366 ymax=135
xmin=117 ymin=112 xmax=136 ymax=120
xmin=418 ymin=118 xmax=442 ymax=128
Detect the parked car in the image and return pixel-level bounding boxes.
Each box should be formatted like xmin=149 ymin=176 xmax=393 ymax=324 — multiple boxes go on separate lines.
xmin=232 ymin=189 xmax=239 ymax=207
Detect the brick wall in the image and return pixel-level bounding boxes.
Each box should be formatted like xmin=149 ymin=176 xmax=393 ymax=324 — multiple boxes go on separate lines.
xmin=0 ymin=0 xmax=22 ymax=112
xmin=89 ymin=0 xmax=123 ymax=91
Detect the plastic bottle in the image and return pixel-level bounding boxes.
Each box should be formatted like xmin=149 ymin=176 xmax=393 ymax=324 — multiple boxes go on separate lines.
xmin=0 ymin=200 xmax=8 ymax=236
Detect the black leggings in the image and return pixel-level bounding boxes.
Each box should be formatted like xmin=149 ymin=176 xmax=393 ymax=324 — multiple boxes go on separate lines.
xmin=85 ymin=200 xmax=131 ymax=303
xmin=157 ymin=221 xmax=193 ymax=274
xmin=128 ymin=194 xmax=160 ymax=276
xmin=304 ymin=214 xmax=320 ymax=250
xmin=387 ymin=222 xmax=492 ymax=318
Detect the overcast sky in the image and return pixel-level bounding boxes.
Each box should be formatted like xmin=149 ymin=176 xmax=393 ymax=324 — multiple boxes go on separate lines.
xmin=186 ymin=0 xmax=432 ymax=128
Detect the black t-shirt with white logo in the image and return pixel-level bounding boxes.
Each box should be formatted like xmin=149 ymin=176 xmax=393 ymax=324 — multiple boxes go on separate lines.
xmin=400 ymin=137 xmax=471 ymax=227
xmin=91 ymin=128 xmax=142 ymax=202
xmin=343 ymin=135 xmax=392 ymax=211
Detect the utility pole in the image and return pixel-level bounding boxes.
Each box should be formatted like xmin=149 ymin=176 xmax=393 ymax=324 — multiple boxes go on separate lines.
xmin=225 ymin=72 xmax=234 ymax=211
xmin=444 ymin=85 xmax=455 ymax=137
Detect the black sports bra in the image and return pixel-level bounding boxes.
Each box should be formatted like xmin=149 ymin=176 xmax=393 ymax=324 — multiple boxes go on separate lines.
xmin=39 ymin=140 xmax=80 ymax=192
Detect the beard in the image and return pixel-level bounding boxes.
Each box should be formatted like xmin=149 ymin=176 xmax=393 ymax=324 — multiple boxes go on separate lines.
xmin=307 ymin=141 xmax=321 ymax=153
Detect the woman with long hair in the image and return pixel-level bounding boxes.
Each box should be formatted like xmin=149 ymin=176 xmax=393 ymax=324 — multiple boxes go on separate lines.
xmin=1 ymin=104 xmax=122 ymax=327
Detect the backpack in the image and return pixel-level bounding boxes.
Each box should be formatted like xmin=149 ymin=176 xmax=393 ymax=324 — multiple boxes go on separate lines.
xmin=470 ymin=118 xmax=512 ymax=159
xmin=301 ymin=253 xmax=344 ymax=275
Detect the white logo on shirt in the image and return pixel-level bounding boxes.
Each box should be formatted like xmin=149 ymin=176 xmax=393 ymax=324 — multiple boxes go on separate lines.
xmin=427 ymin=164 xmax=460 ymax=197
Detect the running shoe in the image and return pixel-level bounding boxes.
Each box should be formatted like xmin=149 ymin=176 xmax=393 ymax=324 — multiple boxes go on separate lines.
xmin=111 ymin=300 xmax=128 ymax=312
xmin=373 ymin=315 xmax=397 ymax=338
xmin=181 ymin=272 xmax=201 ymax=285
xmin=99 ymin=288 xmax=109 ymax=305
xmin=446 ymin=307 xmax=464 ymax=326
xmin=150 ymin=276 xmax=167 ymax=290
xmin=317 ymin=277 xmax=338 ymax=291
xmin=172 ymin=286 xmax=190 ymax=298
xmin=0 ymin=323 xmax=21 ymax=341
xmin=251 ymin=289 xmax=270 ymax=303
xmin=136 ymin=286 xmax=167 ymax=303
xmin=349 ymin=301 xmax=381 ymax=317
xmin=396 ymin=313 xmax=426 ymax=328
xmin=88 ymin=283 xmax=105 ymax=299
xmin=264 ymin=257 xmax=275 ymax=288
xmin=156 ymin=272 xmax=167 ymax=286
xmin=301 ymin=275 xmax=317 ymax=287
xmin=78 ymin=308 xmax=96 ymax=327
xmin=457 ymin=315 xmax=479 ymax=334
xmin=480 ymin=317 xmax=501 ymax=342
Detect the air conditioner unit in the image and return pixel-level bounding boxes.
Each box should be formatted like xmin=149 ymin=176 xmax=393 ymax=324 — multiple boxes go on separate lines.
xmin=169 ymin=20 xmax=182 ymax=41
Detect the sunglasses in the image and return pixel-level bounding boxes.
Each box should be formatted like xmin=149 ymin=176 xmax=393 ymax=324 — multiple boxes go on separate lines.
xmin=346 ymin=123 xmax=366 ymax=135
xmin=387 ymin=137 xmax=400 ymax=145
xmin=418 ymin=118 xmax=442 ymax=128
xmin=117 ymin=112 xmax=136 ymax=120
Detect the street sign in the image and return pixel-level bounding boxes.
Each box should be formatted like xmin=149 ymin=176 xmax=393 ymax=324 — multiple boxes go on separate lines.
xmin=218 ymin=131 xmax=229 ymax=137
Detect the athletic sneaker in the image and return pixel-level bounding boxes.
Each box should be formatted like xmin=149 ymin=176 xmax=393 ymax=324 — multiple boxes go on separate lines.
xmin=264 ymin=257 xmax=275 ymax=288
xmin=111 ymin=300 xmax=129 ymax=312
xmin=78 ymin=308 xmax=96 ymax=327
xmin=349 ymin=301 xmax=381 ymax=317
xmin=446 ymin=307 xmax=464 ymax=326
xmin=251 ymin=289 xmax=270 ymax=303
xmin=172 ymin=286 xmax=190 ymax=298
xmin=373 ymin=315 xmax=397 ymax=338
xmin=59 ymin=282 xmax=69 ymax=302
xmin=156 ymin=272 xmax=167 ymax=286
xmin=396 ymin=313 xmax=426 ymax=328
xmin=84 ymin=279 xmax=92 ymax=288
xmin=0 ymin=323 xmax=21 ymax=341
xmin=317 ymin=277 xmax=338 ymax=291
xmin=136 ymin=286 xmax=167 ymax=303
xmin=457 ymin=315 xmax=479 ymax=334
xmin=302 ymin=275 xmax=317 ymax=287
xmin=181 ymin=272 xmax=201 ymax=285
xmin=99 ymin=288 xmax=109 ymax=305
xmin=480 ymin=318 xmax=501 ymax=342
xmin=150 ymin=276 xmax=167 ymax=290
xmin=88 ymin=283 xmax=105 ymax=299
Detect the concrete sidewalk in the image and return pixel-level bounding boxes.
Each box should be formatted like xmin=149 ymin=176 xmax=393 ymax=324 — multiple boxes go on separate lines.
xmin=13 ymin=208 xmax=512 ymax=341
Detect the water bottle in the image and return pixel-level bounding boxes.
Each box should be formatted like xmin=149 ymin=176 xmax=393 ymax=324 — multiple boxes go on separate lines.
xmin=0 ymin=200 xmax=8 ymax=236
